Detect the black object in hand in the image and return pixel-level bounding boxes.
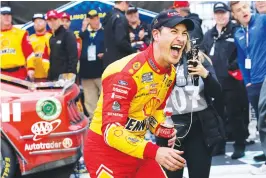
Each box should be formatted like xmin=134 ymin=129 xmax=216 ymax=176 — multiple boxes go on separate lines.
xmin=156 ymin=136 xmax=170 ymax=147
xmin=188 ymin=60 xmax=198 ymax=73
xmin=187 ymin=40 xmax=200 ymax=86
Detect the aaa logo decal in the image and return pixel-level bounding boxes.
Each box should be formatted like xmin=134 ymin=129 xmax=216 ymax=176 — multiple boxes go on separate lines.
xmin=31 ymin=119 xmax=61 ymax=141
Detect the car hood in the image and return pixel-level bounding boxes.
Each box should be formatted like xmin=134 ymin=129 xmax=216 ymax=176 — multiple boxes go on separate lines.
xmin=1 ymin=82 xmax=62 ymax=103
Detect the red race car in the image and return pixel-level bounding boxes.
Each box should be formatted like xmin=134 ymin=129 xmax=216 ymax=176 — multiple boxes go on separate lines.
xmin=0 ymin=74 xmax=89 ymax=178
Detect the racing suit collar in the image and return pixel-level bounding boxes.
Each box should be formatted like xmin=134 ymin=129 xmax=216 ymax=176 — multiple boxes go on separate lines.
xmin=36 ymin=31 xmax=48 ymax=36
xmin=1 ymin=25 xmax=12 ymax=32
xmin=145 ymin=44 xmax=172 ymax=75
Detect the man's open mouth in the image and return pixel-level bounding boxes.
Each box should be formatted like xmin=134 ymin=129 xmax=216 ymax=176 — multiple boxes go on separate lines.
xmin=170 ymin=44 xmax=182 ymax=58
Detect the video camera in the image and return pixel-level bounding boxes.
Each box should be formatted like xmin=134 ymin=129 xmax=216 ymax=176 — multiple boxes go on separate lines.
xmin=187 ymin=39 xmax=200 ymax=86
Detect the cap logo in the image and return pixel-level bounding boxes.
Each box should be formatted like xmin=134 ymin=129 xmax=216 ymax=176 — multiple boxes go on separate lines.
xmin=167 ymin=11 xmax=179 ymax=17
xmin=33 ymin=14 xmax=44 ymax=19
xmin=1 ymin=7 xmax=11 ymax=12
xmin=88 ymin=10 xmax=97 ymax=16
xmin=215 ymin=3 xmax=225 ymax=8
xmin=49 ymin=11 xmax=55 ymax=16
xmin=128 ymin=7 xmax=135 ymax=11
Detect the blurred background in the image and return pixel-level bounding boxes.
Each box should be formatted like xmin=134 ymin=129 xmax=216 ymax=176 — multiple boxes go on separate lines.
xmin=0 ymin=1 xmax=256 ymax=33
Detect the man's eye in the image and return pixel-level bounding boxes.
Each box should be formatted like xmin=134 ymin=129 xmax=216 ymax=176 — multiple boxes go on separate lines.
xmin=171 ymin=30 xmax=177 ymax=34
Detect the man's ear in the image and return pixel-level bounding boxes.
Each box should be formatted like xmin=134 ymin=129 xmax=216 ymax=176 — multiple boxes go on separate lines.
xmin=152 ymin=29 xmax=160 ymax=41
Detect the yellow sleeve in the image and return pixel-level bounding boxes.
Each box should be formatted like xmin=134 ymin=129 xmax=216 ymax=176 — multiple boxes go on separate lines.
xmin=42 ymin=43 xmax=50 ymax=74
xmin=104 ymin=124 xmax=158 ymax=159
xmin=24 ymin=34 xmax=35 ymax=70
xmin=26 ymin=55 xmax=35 ymax=70
xmin=100 ymin=69 xmax=159 ymax=159
xmin=148 ymin=110 xmax=166 ymax=134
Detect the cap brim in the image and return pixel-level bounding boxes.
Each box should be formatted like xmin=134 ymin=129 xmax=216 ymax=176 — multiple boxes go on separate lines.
xmin=164 ymin=18 xmax=194 ymax=31
xmin=61 ymin=17 xmax=70 ymax=20
xmin=126 ymin=9 xmax=138 ymax=14
xmin=87 ymin=14 xmax=98 ymax=18
xmin=47 ymin=16 xmax=58 ymax=20
xmin=214 ymin=8 xmax=228 ymax=13
xmin=1 ymin=12 xmax=11 ymax=15
xmin=32 ymin=17 xmax=45 ymax=22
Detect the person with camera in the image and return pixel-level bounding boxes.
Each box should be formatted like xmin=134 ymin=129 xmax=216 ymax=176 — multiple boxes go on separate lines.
xmin=161 ymin=42 xmax=223 ymax=178
xmin=83 ymin=9 xmax=195 ymax=178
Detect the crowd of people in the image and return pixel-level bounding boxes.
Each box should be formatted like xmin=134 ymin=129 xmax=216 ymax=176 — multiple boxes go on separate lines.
xmin=1 ymin=1 xmax=266 ymax=178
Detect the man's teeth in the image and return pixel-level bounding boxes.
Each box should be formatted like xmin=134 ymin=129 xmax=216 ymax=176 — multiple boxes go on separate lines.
xmin=171 ymin=45 xmax=182 ymax=49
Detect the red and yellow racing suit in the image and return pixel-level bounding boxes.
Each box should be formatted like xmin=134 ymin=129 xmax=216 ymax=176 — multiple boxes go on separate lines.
xmin=29 ymin=32 xmax=51 ymax=80
xmin=0 ymin=26 xmax=35 ymax=79
xmin=84 ymin=44 xmax=176 ymax=178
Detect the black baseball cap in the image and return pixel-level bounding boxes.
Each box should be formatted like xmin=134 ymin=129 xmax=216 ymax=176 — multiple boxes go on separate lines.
xmin=32 ymin=13 xmax=45 ymax=22
xmin=87 ymin=10 xmax=98 ymax=18
xmin=151 ymin=9 xmax=194 ymax=31
xmin=126 ymin=6 xmax=138 ymax=14
xmin=213 ymin=2 xmax=230 ymax=13
xmin=1 ymin=7 xmax=12 ymax=15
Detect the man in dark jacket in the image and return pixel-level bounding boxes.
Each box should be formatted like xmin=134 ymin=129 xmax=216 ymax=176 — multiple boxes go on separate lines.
xmin=46 ymin=10 xmax=78 ymax=81
xmin=200 ymin=2 xmax=249 ymax=159
xmin=102 ymin=1 xmax=135 ymax=69
xmin=171 ymin=1 xmax=203 ymax=45
xmin=126 ymin=6 xmax=151 ymax=51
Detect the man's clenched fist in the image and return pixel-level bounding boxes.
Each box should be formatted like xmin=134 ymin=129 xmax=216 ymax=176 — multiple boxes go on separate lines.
xmin=155 ymin=147 xmax=186 ymax=171
xmin=27 ymin=70 xmax=35 ymax=81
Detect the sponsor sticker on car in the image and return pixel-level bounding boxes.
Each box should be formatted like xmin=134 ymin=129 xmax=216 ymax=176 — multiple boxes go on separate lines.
xmin=1 ymin=103 xmax=21 ymax=122
xmin=31 ymin=119 xmax=61 ymax=141
xmin=36 ymin=98 xmax=62 ymax=121
xmin=25 ymin=138 xmax=73 ymax=151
